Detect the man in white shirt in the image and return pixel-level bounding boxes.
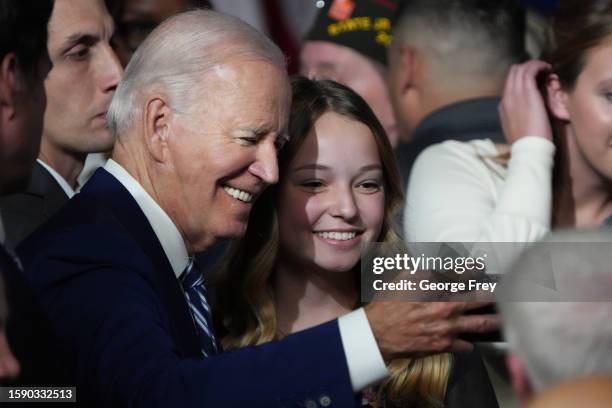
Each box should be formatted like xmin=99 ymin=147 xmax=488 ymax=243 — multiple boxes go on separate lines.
xmin=17 ymin=10 xmax=497 ymax=406
xmin=0 ymin=0 xmax=123 ymax=250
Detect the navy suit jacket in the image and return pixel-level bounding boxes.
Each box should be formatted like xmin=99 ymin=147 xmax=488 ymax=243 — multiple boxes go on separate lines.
xmin=18 ymin=169 xmax=354 ymax=407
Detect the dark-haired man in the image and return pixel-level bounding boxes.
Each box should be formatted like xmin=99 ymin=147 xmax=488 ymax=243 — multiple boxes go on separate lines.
xmin=0 ymin=0 xmax=123 ymax=250
xmin=0 ymin=0 xmax=53 ymax=382
xmin=388 ymin=0 xmax=527 ymax=185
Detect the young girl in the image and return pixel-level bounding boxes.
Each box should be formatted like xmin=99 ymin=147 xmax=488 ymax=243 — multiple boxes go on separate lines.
xmin=405 ymin=0 xmax=612 ymax=243
xmin=215 ymin=77 xmax=497 ymax=407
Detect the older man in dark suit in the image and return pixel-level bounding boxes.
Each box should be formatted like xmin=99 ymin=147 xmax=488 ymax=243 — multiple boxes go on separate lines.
xmin=18 ymin=9 xmax=497 ymax=407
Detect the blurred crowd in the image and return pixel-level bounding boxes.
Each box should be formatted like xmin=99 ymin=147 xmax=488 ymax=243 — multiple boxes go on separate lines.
xmin=0 ymin=0 xmax=611 ymax=407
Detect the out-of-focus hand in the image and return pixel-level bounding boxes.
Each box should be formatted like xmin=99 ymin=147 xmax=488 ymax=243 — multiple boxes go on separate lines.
xmin=364 ymin=301 xmax=499 ymax=361
xmin=0 ymin=329 xmax=20 ymax=381
xmin=499 ymin=60 xmax=553 ymax=144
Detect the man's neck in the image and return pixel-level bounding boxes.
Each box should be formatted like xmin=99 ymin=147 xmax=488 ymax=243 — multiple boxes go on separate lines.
xmin=38 ymin=141 xmax=86 ymax=190
xmin=400 ymin=84 xmax=501 ymax=144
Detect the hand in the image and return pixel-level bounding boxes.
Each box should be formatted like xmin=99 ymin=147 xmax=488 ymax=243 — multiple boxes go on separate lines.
xmin=364 ymin=301 xmax=499 ymax=361
xmin=0 ymin=329 xmax=19 ymax=381
xmin=499 ymin=60 xmax=553 ymax=144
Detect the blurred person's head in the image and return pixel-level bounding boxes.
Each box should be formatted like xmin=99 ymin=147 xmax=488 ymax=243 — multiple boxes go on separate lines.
xmin=300 ymin=0 xmax=400 ymax=148
xmin=544 ymin=0 xmax=612 ymax=192
xmin=388 ymin=0 xmax=526 ymax=139
xmin=526 ymin=376 xmax=612 ymax=408
xmin=498 ymin=229 xmax=612 ymax=405
xmin=40 ymin=0 xmax=122 ymax=186
xmin=0 ymin=0 xmax=53 ymax=382
xmin=107 ymin=9 xmax=289 ymax=252
xmin=106 ymin=0 xmax=211 ymax=66
xmin=0 ymin=0 xmax=53 ymax=195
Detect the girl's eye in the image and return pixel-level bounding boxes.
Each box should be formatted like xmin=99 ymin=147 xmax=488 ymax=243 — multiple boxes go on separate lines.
xmin=358 ymin=181 xmax=382 ymax=193
xmin=300 ymin=180 xmax=325 ymax=191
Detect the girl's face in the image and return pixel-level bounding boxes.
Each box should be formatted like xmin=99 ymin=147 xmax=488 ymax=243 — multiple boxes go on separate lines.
xmin=277 ymin=111 xmax=385 ymax=273
xmin=561 ymin=40 xmax=612 ymax=181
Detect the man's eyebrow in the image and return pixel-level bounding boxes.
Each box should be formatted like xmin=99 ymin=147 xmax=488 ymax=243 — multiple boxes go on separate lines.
xmin=61 ymin=33 xmax=99 ymax=50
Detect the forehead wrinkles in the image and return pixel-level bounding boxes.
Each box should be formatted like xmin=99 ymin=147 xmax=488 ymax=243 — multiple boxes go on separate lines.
xmin=205 ymin=61 xmax=288 ymax=105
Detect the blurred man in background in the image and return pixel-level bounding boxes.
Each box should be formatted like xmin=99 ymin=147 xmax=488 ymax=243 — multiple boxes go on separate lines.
xmin=107 ymin=0 xmax=212 ymax=66
xmin=388 ymin=0 xmax=527 ymax=184
xmin=499 ymin=230 xmax=612 ymax=406
xmin=300 ymin=0 xmax=400 ymax=147
xmin=0 ymin=0 xmax=53 ymax=382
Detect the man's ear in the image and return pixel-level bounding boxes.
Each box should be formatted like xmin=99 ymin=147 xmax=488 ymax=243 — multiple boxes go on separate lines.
xmin=546 ymin=74 xmax=570 ymax=121
xmin=507 ymin=353 xmax=534 ymax=404
xmin=143 ymin=95 xmax=173 ymax=163
xmin=392 ymin=45 xmax=417 ymax=95
xmin=0 ymin=53 xmax=18 ymax=119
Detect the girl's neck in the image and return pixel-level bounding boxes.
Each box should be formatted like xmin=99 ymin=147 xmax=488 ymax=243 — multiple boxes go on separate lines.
xmin=553 ymin=133 xmax=612 ymax=228
xmin=273 ymin=257 xmax=358 ymax=337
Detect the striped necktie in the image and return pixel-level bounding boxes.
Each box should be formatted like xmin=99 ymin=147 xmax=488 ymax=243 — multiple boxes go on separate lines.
xmin=180 ymin=257 xmax=218 ymax=356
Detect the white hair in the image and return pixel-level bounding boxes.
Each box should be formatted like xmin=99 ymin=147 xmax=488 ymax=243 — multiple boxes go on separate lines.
xmin=107 ymin=9 xmax=286 ymax=136
xmin=498 ymin=229 xmax=612 ymax=391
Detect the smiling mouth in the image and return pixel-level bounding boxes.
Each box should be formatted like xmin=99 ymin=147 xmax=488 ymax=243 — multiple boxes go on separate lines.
xmin=315 ymin=231 xmax=359 ymax=241
xmin=223 ymin=186 xmax=254 ymax=203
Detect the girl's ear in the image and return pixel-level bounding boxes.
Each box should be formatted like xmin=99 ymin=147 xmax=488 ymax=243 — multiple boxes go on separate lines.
xmin=546 ymin=74 xmax=571 ymax=121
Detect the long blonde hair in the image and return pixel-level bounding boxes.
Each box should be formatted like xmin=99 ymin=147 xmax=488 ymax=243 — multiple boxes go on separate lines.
xmin=215 ymin=77 xmax=451 ymax=407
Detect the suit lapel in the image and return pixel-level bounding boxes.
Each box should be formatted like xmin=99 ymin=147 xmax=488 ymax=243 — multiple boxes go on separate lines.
xmin=25 ymin=162 xmax=68 ymax=219
xmin=27 ymin=162 xmax=70 ymax=218
xmin=81 ymin=169 xmax=202 ymax=358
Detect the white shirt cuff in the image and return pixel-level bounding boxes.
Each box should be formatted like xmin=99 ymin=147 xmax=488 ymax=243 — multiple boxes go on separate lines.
xmin=337 ymin=308 xmax=389 ymax=391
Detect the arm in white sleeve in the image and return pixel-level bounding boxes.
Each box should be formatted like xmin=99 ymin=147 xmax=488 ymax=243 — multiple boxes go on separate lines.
xmin=337 ymin=308 xmax=389 ymax=391
xmin=405 ymin=137 xmax=555 ymax=243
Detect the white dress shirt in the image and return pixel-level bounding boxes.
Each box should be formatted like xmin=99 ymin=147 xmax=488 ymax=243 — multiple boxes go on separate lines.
xmin=104 ymin=159 xmax=388 ymax=391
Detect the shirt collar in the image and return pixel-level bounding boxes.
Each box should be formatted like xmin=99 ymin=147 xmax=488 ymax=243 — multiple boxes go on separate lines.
xmin=104 ymin=159 xmax=189 ymax=278
xmin=36 ymin=158 xmax=76 ymax=198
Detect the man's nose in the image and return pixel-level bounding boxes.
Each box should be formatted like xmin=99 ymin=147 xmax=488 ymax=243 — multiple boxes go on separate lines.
xmin=98 ymin=44 xmax=123 ymax=93
xmin=249 ymin=142 xmax=279 ymax=185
